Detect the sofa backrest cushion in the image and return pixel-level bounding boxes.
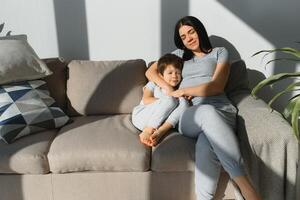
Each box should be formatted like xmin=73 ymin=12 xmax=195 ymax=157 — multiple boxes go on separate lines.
xmin=43 ymin=58 xmax=68 ymax=111
xmin=66 ymin=59 xmax=147 ymax=116
xmin=225 ymin=60 xmax=249 ymax=96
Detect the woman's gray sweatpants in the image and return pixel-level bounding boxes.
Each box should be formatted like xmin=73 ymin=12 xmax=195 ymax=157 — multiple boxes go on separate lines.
xmin=132 ymin=96 xmax=189 ymax=130
xmin=179 ymin=102 xmax=245 ymax=200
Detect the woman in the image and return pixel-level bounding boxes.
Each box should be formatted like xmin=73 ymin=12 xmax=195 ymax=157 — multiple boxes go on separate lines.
xmin=146 ymin=16 xmax=262 ymax=200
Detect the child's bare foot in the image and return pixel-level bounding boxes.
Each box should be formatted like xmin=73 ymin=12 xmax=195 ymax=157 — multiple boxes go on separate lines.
xmin=150 ymin=129 xmax=167 ymax=146
xmin=139 ymin=127 xmax=155 ymax=147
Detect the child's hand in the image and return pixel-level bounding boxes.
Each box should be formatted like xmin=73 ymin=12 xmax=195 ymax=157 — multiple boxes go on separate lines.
xmin=169 ymin=89 xmax=185 ymax=98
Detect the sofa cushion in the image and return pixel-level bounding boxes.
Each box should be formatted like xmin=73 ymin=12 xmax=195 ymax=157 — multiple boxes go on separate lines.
xmin=151 ymin=131 xmax=196 ymax=172
xmin=48 ymin=115 xmax=151 ymax=173
xmin=0 ymin=129 xmax=57 ymax=174
xmin=43 ymin=58 xmax=68 ymax=111
xmin=0 ymin=80 xmax=69 ymax=143
xmin=66 ymin=59 xmax=147 ymax=116
xmin=225 ymin=60 xmax=249 ymax=96
xmin=0 ymin=39 xmax=52 ymax=85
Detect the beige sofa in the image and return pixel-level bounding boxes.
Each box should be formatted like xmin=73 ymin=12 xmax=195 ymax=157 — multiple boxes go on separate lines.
xmin=0 ymin=58 xmax=299 ymax=200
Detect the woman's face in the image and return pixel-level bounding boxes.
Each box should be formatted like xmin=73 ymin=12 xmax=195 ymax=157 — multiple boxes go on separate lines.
xmin=179 ymin=25 xmax=200 ymax=52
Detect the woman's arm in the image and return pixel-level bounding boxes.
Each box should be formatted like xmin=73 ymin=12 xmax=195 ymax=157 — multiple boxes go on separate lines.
xmin=170 ymin=62 xmax=230 ymax=97
xmin=142 ymin=87 xmax=158 ymax=105
xmin=145 ymin=62 xmax=174 ymax=93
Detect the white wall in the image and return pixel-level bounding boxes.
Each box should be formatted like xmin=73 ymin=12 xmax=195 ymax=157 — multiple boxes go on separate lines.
xmin=1 ymin=0 xmax=300 ymax=111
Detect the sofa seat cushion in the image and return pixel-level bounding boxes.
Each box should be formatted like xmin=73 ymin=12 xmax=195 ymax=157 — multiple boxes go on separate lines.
xmin=0 ymin=129 xmax=57 ymax=174
xmin=151 ymin=130 xmax=196 ymax=172
xmin=48 ymin=115 xmax=151 ymax=173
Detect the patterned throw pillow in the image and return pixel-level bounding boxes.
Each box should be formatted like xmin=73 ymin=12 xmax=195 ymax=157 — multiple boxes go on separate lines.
xmin=0 ymin=80 xmax=69 ymax=143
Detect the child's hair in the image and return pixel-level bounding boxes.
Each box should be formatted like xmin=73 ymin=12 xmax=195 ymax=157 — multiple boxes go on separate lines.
xmin=157 ymin=53 xmax=183 ymax=75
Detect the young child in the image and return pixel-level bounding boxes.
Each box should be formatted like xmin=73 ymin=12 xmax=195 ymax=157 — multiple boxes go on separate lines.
xmin=131 ymin=53 xmax=189 ymax=146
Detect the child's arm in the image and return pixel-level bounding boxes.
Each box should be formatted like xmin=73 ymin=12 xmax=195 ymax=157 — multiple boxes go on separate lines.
xmin=142 ymin=87 xmax=158 ymax=105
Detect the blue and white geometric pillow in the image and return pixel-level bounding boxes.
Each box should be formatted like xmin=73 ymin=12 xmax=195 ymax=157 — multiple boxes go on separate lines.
xmin=0 ymin=80 xmax=69 ymax=144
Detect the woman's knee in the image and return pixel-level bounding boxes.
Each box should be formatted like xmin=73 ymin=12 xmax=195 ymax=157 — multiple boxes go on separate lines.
xmin=195 ymin=134 xmax=214 ymax=156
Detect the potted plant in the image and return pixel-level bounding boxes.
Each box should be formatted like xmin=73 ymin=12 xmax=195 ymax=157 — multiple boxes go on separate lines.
xmin=251 ymin=46 xmax=300 ymax=143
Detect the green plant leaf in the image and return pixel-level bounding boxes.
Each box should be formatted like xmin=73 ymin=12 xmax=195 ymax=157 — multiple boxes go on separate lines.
xmin=251 ymin=72 xmax=300 ymax=98
xmin=268 ymin=82 xmax=300 ymax=107
xmin=283 ymin=95 xmax=300 ymax=135
xmin=291 ymin=97 xmax=300 ymax=142
xmin=285 ymin=94 xmax=300 ymax=118
xmin=252 ymin=48 xmax=300 ymax=58
xmin=265 ymin=58 xmax=300 ymax=66
xmin=283 ymin=97 xmax=297 ymax=119
xmin=0 ymin=23 xmax=4 ymax=33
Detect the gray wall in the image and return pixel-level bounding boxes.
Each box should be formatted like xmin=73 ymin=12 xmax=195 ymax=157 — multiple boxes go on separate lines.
xmin=1 ymin=0 xmax=300 ymax=111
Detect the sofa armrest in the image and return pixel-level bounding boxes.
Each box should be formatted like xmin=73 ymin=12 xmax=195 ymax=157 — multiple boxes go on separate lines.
xmin=229 ymin=91 xmax=299 ymax=200
xmin=231 ymin=92 xmax=296 ymax=145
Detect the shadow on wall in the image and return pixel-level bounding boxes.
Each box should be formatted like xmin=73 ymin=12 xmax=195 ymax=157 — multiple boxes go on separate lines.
xmin=210 ymin=35 xmax=270 ymax=101
xmin=160 ymin=0 xmax=189 ymax=55
xmin=216 ymin=0 xmax=300 ymax=111
xmin=53 ymin=0 xmax=89 ymax=60
xmin=210 ymin=35 xmax=276 ymax=107
xmin=210 ymin=35 xmax=241 ymax=62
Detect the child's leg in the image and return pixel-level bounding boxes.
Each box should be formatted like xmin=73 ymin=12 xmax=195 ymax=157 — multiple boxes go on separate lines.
xmin=132 ymin=96 xmax=178 ymax=146
xmin=165 ymin=97 xmax=189 ymax=128
xmin=132 ymin=96 xmax=178 ymax=130
xmin=146 ymin=95 xmax=179 ymax=128
xmin=150 ymin=122 xmax=173 ymax=146
xmin=132 ymin=103 xmax=160 ymax=146
xmin=149 ymin=98 xmax=189 ymax=146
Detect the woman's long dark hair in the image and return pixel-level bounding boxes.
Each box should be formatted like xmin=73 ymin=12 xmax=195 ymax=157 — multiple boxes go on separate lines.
xmin=174 ymin=16 xmax=212 ymax=61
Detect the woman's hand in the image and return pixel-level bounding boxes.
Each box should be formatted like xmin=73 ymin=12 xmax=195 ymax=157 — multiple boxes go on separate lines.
xmin=170 ymin=89 xmax=193 ymax=100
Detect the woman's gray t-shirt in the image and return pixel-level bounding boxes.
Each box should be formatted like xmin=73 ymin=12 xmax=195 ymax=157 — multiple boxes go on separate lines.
xmin=172 ymin=47 xmax=235 ymax=111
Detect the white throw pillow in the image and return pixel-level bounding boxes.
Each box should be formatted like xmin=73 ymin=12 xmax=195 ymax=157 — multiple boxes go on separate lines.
xmin=0 ymin=39 xmax=52 ymax=85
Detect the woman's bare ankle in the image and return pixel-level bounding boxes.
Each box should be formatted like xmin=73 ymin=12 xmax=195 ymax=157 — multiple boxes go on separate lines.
xmin=233 ymin=176 xmax=262 ymax=200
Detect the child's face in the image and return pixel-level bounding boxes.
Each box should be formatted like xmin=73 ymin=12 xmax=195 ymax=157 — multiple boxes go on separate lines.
xmin=162 ymin=65 xmax=182 ymax=87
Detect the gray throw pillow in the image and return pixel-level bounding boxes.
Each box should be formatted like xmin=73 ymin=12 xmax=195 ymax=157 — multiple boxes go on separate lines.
xmin=225 ymin=60 xmax=250 ymax=95
xmin=0 ymin=39 xmax=52 ymax=85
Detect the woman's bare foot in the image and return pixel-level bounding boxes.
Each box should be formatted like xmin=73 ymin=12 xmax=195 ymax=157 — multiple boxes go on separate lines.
xmin=139 ymin=127 xmax=155 ymax=147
